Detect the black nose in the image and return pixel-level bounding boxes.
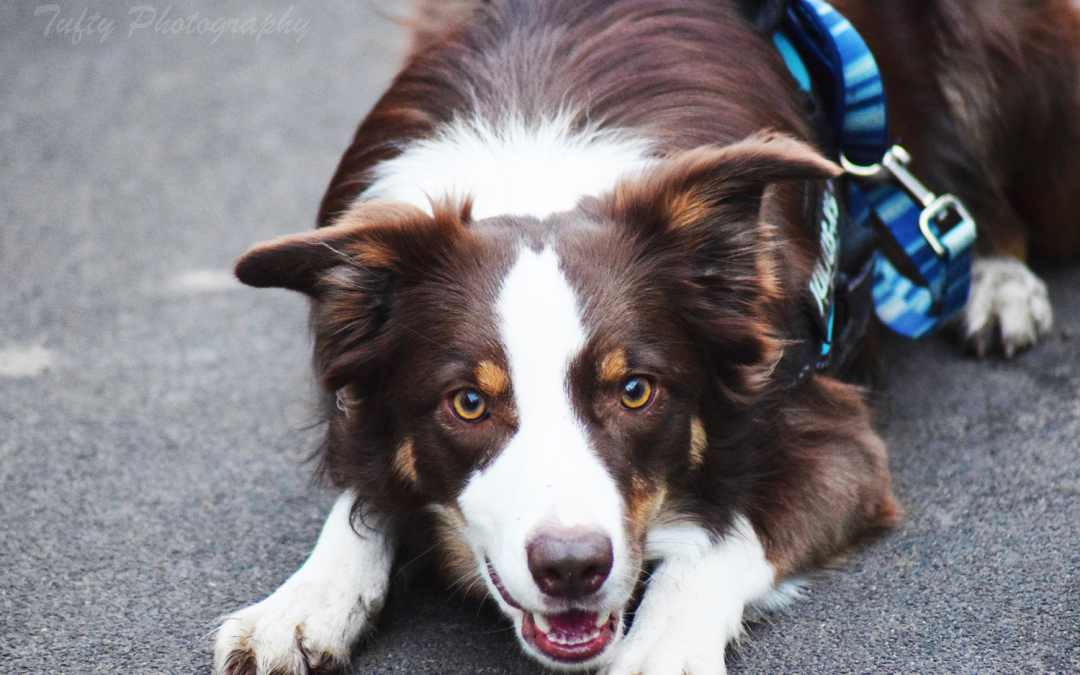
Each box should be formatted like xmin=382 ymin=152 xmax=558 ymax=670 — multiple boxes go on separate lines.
xmin=526 ymin=529 xmax=613 ymax=599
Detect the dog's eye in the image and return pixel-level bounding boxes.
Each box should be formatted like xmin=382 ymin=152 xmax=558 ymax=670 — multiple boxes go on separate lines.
xmin=451 ymin=389 xmax=487 ymax=421
xmin=620 ymin=377 xmax=653 ymax=409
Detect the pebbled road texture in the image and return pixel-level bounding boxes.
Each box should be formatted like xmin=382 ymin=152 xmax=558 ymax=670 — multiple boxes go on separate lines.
xmin=1 ymin=2 xmax=1077 ymax=673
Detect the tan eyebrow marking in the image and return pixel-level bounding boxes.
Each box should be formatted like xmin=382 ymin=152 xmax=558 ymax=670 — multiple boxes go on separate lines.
xmin=393 ymin=437 xmax=419 ymax=485
xmin=599 ymin=348 xmax=628 ymax=382
xmin=689 ymin=417 xmax=707 ymax=469
xmin=475 ymin=360 xmax=509 ymax=396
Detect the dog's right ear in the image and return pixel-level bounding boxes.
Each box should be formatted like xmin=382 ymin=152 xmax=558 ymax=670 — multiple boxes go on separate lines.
xmin=237 ymin=200 xmax=473 ymax=393
xmin=235 ymin=201 xmax=437 ymax=298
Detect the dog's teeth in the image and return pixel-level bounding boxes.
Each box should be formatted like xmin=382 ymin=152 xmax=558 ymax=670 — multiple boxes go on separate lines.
xmin=533 ymin=613 xmax=551 ymax=634
xmin=549 ymin=630 xmax=600 ymax=646
xmin=595 ymin=612 xmax=609 ymax=628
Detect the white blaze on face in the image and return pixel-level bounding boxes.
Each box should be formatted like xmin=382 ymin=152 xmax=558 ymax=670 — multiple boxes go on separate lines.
xmin=457 ymin=246 xmax=629 ymax=613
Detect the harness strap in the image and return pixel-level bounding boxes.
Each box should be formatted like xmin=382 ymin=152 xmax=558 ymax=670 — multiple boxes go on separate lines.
xmin=777 ymin=0 xmax=976 ymax=340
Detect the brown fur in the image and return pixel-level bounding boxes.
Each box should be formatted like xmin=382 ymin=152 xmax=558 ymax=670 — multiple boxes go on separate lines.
xmin=756 ymin=377 xmax=899 ymax=575
xmin=832 ymin=0 xmax=1080 ymax=262
xmin=318 ymin=0 xmax=814 ymax=226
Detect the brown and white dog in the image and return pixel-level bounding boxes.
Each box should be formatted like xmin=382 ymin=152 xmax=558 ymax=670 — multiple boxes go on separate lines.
xmin=213 ymin=1 xmax=1080 ymax=673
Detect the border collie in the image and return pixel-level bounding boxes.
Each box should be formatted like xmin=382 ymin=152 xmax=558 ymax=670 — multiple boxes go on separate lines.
xmin=213 ymin=0 xmax=1080 ymax=673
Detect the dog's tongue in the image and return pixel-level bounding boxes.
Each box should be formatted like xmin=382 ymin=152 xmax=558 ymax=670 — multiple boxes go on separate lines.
xmin=544 ymin=609 xmax=598 ymax=641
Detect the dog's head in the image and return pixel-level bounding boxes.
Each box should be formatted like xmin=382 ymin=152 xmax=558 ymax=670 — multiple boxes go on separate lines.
xmin=237 ymin=135 xmax=837 ymax=669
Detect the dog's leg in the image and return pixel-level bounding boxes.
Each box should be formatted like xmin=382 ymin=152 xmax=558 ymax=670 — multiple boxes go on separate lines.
xmin=213 ymin=490 xmax=394 ymax=675
xmin=606 ymin=379 xmax=897 ymax=675
xmin=603 ymin=517 xmax=774 ymax=675
xmin=928 ymin=0 xmax=1080 ymax=356
xmin=961 ymin=6 xmax=1080 ymax=357
xmin=949 ymin=189 xmax=1054 ymax=357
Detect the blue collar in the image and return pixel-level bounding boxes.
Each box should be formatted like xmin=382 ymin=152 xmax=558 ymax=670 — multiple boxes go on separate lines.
xmin=774 ymin=0 xmax=976 ymax=340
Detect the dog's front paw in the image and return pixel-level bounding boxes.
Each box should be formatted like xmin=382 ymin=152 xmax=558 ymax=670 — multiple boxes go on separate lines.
xmin=213 ymin=579 xmax=379 ymax=675
xmin=213 ymin=493 xmax=394 ymax=675
xmin=603 ymin=518 xmax=775 ymax=675
xmin=604 ymin=622 xmax=727 ymax=675
xmin=961 ymin=256 xmax=1053 ymax=357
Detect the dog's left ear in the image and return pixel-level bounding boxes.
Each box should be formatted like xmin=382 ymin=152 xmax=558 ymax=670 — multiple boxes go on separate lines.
xmin=736 ymin=0 xmax=789 ymax=33
xmin=605 ymin=132 xmax=839 ymax=240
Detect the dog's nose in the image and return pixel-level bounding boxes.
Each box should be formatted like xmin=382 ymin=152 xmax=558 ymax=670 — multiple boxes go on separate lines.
xmin=526 ymin=529 xmax=613 ymax=599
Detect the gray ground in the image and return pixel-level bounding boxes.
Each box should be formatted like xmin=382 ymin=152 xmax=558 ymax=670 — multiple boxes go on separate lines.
xmin=1 ymin=1 xmax=1077 ymax=673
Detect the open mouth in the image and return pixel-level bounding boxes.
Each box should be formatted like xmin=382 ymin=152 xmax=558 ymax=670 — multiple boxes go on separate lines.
xmin=486 ymin=560 xmax=619 ymax=664
xmin=521 ymin=609 xmax=618 ymax=663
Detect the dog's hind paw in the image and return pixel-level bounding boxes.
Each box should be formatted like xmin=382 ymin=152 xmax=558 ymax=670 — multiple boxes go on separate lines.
xmin=960 ymin=256 xmax=1053 ymax=358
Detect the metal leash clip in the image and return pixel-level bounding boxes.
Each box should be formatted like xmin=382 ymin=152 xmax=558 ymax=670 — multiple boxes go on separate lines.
xmin=841 ymin=145 xmax=976 ymax=259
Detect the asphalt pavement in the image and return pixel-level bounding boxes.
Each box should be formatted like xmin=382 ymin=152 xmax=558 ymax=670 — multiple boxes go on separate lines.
xmin=1 ymin=2 xmax=1077 ymax=674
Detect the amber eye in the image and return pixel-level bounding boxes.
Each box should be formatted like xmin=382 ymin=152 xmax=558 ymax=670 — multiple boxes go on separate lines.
xmin=451 ymin=389 xmax=487 ymax=421
xmin=620 ymin=377 xmax=653 ymax=409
